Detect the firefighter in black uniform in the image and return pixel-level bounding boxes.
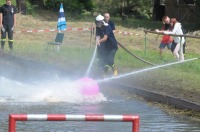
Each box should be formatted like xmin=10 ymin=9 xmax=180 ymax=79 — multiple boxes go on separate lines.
xmin=0 ymin=0 xmax=16 ymax=52
xmin=95 ymin=15 xmax=118 ymax=77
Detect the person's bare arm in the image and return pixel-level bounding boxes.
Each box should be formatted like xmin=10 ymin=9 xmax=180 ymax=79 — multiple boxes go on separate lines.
xmin=99 ymin=35 xmax=108 ymax=43
xmin=155 ymin=29 xmax=165 ymax=33
xmin=96 ymin=35 xmax=108 ymax=45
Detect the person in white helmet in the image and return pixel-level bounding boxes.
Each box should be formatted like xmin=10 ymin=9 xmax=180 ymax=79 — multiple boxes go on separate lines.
xmin=95 ymin=14 xmax=118 ymax=77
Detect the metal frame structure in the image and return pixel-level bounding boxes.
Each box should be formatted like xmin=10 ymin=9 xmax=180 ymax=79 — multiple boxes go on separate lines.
xmin=9 ymin=114 xmax=140 ymax=132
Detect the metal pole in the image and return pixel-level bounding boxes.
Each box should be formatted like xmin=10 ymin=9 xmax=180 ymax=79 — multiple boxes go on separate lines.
xmin=9 ymin=115 xmax=16 ymax=132
xmin=132 ymin=116 xmax=140 ymax=132
xmin=89 ymin=23 xmax=94 ymax=48
xmin=144 ymin=32 xmax=147 ymax=56
xmin=57 ymin=30 xmax=61 ymax=51
xmin=9 ymin=114 xmax=140 ymax=132
xmin=180 ymin=37 xmax=183 ymax=61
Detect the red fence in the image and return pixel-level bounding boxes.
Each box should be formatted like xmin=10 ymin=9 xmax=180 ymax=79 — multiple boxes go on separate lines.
xmin=9 ymin=114 xmax=140 ymax=132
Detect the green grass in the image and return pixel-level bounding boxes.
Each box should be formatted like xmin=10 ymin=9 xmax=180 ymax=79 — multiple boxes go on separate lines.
xmin=1 ymin=11 xmax=199 ymax=92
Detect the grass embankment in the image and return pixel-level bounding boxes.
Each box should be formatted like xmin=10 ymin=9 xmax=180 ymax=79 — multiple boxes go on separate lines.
xmin=3 ymin=9 xmax=200 ymax=101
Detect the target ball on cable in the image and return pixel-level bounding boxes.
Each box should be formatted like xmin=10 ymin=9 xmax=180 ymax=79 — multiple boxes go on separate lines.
xmin=76 ymin=77 xmax=99 ymax=96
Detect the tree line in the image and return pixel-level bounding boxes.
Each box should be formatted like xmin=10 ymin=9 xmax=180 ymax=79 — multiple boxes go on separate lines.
xmin=15 ymin=0 xmax=200 ymax=20
xmin=14 ymin=0 xmax=154 ymax=19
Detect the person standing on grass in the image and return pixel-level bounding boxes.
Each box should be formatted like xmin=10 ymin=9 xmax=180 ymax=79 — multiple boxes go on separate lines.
xmin=97 ymin=13 xmax=116 ymax=72
xmin=164 ymin=18 xmax=185 ymax=61
xmin=104 ymin=13 xmax=116 ymax=33
xmin=95 ymin=14 xmax=118 ymax=77
xmin=0 ymin=0 xmax=17 ymax=54
xmin=155 ymin=16 xmax=173 ymax=57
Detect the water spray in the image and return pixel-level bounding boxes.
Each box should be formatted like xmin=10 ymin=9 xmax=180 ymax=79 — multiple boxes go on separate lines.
xmin=78 ymin=57 xmax=199 ymax=96
xmin=85 ymin=45 xmax=98 ymax=77
xmin=97 ymin=57 xmax=199 ymax=83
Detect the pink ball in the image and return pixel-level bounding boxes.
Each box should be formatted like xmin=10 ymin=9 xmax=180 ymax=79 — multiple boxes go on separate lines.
xmin=77 ymin=77 xmax=99 ymax=96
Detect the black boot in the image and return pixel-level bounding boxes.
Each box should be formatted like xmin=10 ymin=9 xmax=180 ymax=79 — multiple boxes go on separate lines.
xmin=9 ymin=41 xmax=13 ymax=50
xmin=103 ymin=66 xmax=109 ymax=78
xmin=1 ymin=41 xmax=5 ymax=49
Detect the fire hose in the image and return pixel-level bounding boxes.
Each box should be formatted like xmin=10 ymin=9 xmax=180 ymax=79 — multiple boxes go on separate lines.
xmin=117 ymin=41 xmax=155 ymax=66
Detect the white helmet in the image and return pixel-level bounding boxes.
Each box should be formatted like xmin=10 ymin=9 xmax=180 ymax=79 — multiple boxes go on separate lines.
xmin=96 ymin=14 xmax=104 ymax=21
xmin=95 ymin=14 xmax=108 ymax=26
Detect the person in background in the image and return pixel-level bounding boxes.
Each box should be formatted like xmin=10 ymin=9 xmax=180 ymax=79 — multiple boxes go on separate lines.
xmin=164 ymin=18 xmax=185 ymax=61
xmin=104 ymin=13 xmax=116 ymax=33
xmin=155 ymin=16 xmax=173 ymax=57
xmin=95 ymin=14 xmax=118 ymax=77
xmin=0 ymin=0 xmax=17 ymax=54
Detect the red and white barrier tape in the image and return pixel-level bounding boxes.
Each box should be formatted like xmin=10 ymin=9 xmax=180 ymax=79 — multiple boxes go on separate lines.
xmin=15 ymin=27 xmax=93 ymax=33
xmin=115 ymin=31 xmax=140 ymax=36
xmin=13 ymin=27 xmax=140 ymax=36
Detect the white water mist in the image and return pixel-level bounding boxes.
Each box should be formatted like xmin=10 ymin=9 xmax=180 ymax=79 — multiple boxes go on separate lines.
xmin=0 ymin=77 xmax=106 ymax=103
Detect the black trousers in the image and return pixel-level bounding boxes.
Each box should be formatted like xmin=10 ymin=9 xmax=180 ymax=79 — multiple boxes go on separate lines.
xmin=105 ymin=48 xmax=117 ymax=67
xmin=1 ymin=25 xmax=14 ymax=50
xmin=97 ymin=43 xmax=117 ymax=70
xmin=97 ymin=42 xmax=106 ymax=68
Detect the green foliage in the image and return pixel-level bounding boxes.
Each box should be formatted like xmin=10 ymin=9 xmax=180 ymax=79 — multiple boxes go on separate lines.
xmin=26 ymin=1 xmax=37 ymax=15
xmin=197 ymin=0 xmax=200 ymax=5
xmin=96 ymin=0 xmax=153 ymax=20
xmin=95 ymin=0 xmax=122 ymax=17
xmin=44 ymin=0 xmax=94 ymax=14
xmin=79 ymin=0 xmax=94 ymax=11
xmin=195 ymin=0 xmax=200 ymax=17
xmin=44 ymin=0 xmax=62 ymax=11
